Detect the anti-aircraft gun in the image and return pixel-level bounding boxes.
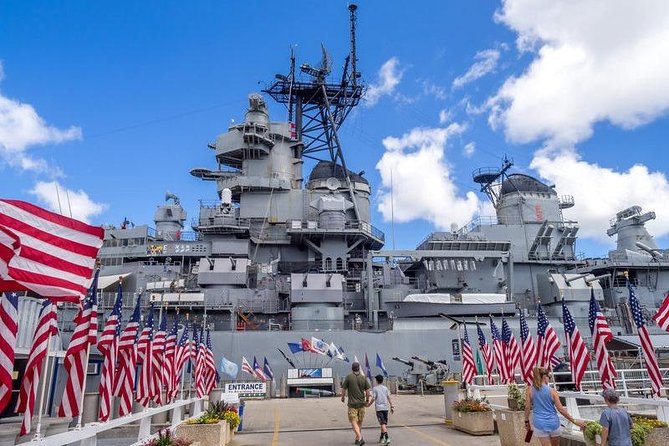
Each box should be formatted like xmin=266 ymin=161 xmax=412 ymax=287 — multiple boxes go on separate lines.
xmin=411 ymin=356 xmax=449 ymax=391
xmin=391 ymin=357 xmax=419 ymax=390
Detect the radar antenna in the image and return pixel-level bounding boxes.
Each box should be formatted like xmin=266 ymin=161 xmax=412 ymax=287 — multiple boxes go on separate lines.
xmin=472 ymin=156 xmax=513 ymax=208
xmin=263 ymin=3 xmax=364 ymax=219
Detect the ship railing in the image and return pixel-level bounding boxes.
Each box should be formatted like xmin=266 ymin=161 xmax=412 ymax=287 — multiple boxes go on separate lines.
xmin=286 ymin=219 xmax=385 ymax=241
xmin=29 ymin=397 xmax=204 ymax=446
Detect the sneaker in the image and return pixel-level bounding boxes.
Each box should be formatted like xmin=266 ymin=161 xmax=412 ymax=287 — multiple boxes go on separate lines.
xmin=383 ymin=436 xmax=390 ymax=445
xmin=354 ymin=440 xmax=360 ymax=445
xmin=359 ymin=439 xmax=366 ymax=446
xmin=379 ymin=434 xmax=384 ymax=443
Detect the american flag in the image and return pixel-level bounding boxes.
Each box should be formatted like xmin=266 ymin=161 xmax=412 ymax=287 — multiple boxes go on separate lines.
xmin=490 ymin=317 xmax=508 ymax=383
xmin=164 ymin=315 xmax=179 ymax=402
xmin=204 ymin=329 xmax=217 ymax=395
xmin=114 ymin=294 xmax=141 ymax=416
xmin=502 ymin=318 xmax=520 ymax=382
xmin=16 ymin=300 xmax=58 ymax=436
xmin=151 ymin=314 xmax=167 ymax=405
xmin=0 ymin=199 xmax=104 ymax=302
xmin=172 ymin=321 xmax=191 ymax=400
xmin=588 ymin=289 xmax=616 ymax=389
xmin=253 ymin=356 xmax=268 ymax=382
xmin=0 ymin=292 xmax=18 ymax=413
xmin=58 ymin=270 xmax=99 ymax=418
xmin=241 ymin=356 xmax=255 ymax=377
xmin=461 ymin=325 xmax=476 ymax=384
xmin=519 ymin=311 xmax=537 ymax=386
xmin=652 ymin=292 xmax=669 ymax=332
xmin=561 ymin=300 xmax=589 ymax=390
xmin=195 ymin=326 xmax=206 ymax=398
xmin=136 ymin=305 xmax=155 ymax=407
xmin=628 ymin=281 xmax=664 ymax=396
xmin=476 ymin=321 xmax=494 ymax=384
xmin=263 ymin=357 xmax=275 ymax=381
xmin=537 ymin=304 xmax=561 ymax=369
xmin=97 ymin=282 xmax=123 ymax=421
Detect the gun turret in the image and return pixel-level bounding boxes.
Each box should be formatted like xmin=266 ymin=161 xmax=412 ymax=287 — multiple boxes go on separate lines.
xmin=411 ymin=356 xmax=437 ymax=368
xmin=392 ymin=357 xmax=415 ymax=368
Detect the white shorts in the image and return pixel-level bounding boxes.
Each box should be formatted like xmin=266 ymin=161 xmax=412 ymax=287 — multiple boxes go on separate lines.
xmin=532 ymin=426 xmax=561 ymax=438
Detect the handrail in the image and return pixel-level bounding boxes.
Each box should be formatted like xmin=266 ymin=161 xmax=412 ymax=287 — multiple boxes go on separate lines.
xmin=31 ymin=397 xmax=204 ymax=446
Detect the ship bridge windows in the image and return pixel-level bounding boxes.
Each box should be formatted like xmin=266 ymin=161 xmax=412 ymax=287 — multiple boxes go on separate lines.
xmin=422 ymin=258 xmax=479 ymax=272
xmin=325 ymin=257 xmax=332 ymax=270
xmin=336 ymin=257 xmax=344 ymax=270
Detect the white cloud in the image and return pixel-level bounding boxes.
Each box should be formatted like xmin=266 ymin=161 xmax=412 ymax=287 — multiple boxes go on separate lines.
xmin=0 ymin=66 xmax=81 ymax=173
xmin=422 ymin=81 xmax=448 ymax=100
xmin=439 ymin=108 xmax=453 ymax=124
xmin=463 ymin=142 xmax=476 ymax=158
xmin=452 ymin=49 xmax=500 ymax=89
xmin=376 ymin=124 xmax=484 ymax=231
xmin=531 ymin=150 xmax=669 ymax=242
xmin=489 ymin=0 xmax=669 ymax=147
xmin=364 ymin=57 xmax=403 ymax=107
xmin=29 ymin=181 xmax=107 ymax=223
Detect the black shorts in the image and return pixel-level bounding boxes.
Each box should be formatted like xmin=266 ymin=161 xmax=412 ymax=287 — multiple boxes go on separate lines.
xmin=376 ymin=410 xmax=389 ymax=425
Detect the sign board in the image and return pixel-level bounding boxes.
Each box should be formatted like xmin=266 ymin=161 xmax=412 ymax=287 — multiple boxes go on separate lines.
xmin=452 ymin=339 xmax=461 ymax=361
xmin=224 ymin=382 xmax=267 ymax=397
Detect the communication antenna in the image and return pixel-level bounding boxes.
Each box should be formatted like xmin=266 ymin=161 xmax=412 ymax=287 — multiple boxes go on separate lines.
xmin=264 ymin=3 xmax=364 ymax=219
xmin=472 ymin=155 xmax=513 ymax=209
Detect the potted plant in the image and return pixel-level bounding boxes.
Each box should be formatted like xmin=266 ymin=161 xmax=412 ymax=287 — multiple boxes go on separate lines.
xmin=143 ymin=429 xmax=195 ymax=446
xmin=583 ymin=421 xmax=602 ymax=446
xmin=496 ymin=385 xmax=539 ymax=445
xmin=176 ymin=412 xmax=229 ymax=446
xmin=451 ymin=398 xmax=494 ymax=436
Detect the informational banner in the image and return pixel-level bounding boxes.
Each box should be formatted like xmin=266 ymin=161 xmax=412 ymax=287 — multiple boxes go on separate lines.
xmin=224 ymin=382 xmax=267 ymax=397
xmin=452 ymin=339 xmax=461 ymax=361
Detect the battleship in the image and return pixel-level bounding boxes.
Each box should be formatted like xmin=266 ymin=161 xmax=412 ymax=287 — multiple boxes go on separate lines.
xmin=53 ymin=3 xmax=669 ymax=392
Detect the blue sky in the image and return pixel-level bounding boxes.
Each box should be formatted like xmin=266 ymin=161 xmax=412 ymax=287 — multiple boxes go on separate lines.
xmin=2 ymin=1 xmax=669 ymax=257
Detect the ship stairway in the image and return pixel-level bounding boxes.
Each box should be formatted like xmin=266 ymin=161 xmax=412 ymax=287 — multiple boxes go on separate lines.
xmin=551 ymin=225 xmax=579 ymax=259
xmin=528 ymin=221 xmax=553 ymax=260
xmin=236 ymin=304 xmax=258 ymax=330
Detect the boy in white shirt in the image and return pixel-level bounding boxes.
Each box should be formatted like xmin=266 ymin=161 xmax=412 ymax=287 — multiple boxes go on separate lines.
xmin=367 ymin=375 xmax=394 ymax=444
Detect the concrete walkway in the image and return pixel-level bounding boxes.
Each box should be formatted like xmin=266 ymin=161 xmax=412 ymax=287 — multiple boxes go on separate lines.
xmin=233 ymin=394 xmax=501 ymax=446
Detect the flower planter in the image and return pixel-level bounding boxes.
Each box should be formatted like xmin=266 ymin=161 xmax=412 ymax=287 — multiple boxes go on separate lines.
xmin=452 ymin=411 xmax=494 ymax=436
xmin=0 ymin=423 xmax=20 ymax=446
xmin=507 ymin=398 xmax=519 ymax=411
xmin=645 ymin=426 xmax=669 ymax=446
xmin=176 ymin=421 xmax=229 ymax=446
xmin=495 ymin=409 xmax=540 ymax=446
xmin=583 ymin=434 xmax=600 ymax=446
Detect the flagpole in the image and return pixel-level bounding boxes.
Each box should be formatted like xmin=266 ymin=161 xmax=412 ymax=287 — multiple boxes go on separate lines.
xmin=34 ymin=304 xmax=55 ymax=440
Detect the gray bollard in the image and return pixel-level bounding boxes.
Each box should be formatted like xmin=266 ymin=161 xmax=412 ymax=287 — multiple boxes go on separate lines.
xmin=443 ymin=380 xmax=460 ymax=425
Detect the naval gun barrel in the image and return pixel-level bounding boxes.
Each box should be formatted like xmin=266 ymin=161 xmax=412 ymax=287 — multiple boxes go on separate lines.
xmin=411 ymin=356 xmax=437 ymax=368
xmin=391 ymin=357 xmax=415 ymax=368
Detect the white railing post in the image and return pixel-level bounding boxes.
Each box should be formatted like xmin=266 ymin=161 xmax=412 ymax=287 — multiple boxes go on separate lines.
xmin=192 ymin=399 xmax=203 ymax=417
xmin=80 ymin=436 xmax=97 ymax=446
xmin=620 ymin=370 xmax=629 ymax=397
xmin=657 ymin=405 xmax=669 ymax=424
xmin=564 ymin=396 xmax=581 ymax=432
xmin=138 ymin=413 xmax=152 ymax=441
xmin=171 ymin=405 xmax=183 ymax=429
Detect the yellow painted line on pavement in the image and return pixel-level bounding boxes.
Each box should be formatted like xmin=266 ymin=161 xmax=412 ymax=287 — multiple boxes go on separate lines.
xmin=272 ymin=408 xmax=281 ymax=445
xmin=402 ymin=424 xmax=451 ymax=446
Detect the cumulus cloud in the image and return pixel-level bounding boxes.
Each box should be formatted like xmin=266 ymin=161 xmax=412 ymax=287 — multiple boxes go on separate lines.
xmin=452 ymin=49 xmax=500 ymax=89
xmin=531 ymin=151 xmax=669 ymax=242
xmin=0 ymin=63 xmax=82 ymax=173
xmin=364 ymin=57 xmax=403 ymax=107
xmin=489 ymin=0 xmax=669 ymax=147
xmin=376 ymin=124 xmax=484 ymax=230
xmin=29 ymin=181 xmax=107 ymax=223
xmin=463 ymin=142 xmax=476 ymax=158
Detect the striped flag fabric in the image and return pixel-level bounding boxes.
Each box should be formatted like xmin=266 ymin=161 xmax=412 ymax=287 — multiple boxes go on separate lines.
xmin=461 ymin=325 xmax=476 ymax=384
xmin=97 ymin=282 xmax=123 ymax=421
xmin=195 ymin=326 xmax=206 ymax=398
xmin=114 ymin=294 xmax=141 ymax=416
xmin=301 ymin=337 xmax=318 ymax=353
xmin=588 ymin=289 xmax=617 ymax=389
xmin=136 ymin=305 xmax=155 ymax=407
xmin=15 ymin=300 xmax=58 ymax=436
xmin=57 ymin=270 xmax=99 ymax=418
xmin=652 ymin=292 xmax=669 ymax=332
xmin=0 ymin=292 xmax=19 ymax=413
xmin=490 ymin=317 xmax=508 ymax=383
xmin=204 ymin=329 xmax=217 ymax=394
xmin=519 ymin=311 xmax=537 ymax=386
xmin=561 ymin=301 xmax=589 ymax=390
xmin=241 ymin=356 xmax=255 ymax=378
xmin=253 ymin=356 xmax=268 ymax=382
xmin=628 ymin=281 xmax=664 ymax=397
xmin=151 ymin=314 xmax=167 ymax=405
xmin=172 ymin=321 xmax=191 ymax=399
xmin=537 ymin=304 xmax=561 ymax=369
xmin=476 ymin=321 xmax=494 ymax=384
xmin=502 ymin=318 xmax=520 ymax=382
xmin=0 ymin=199 xmax=104 ymax=302
xmin=263 ymin=357 xmax=274 ymax=381
xmin=375 ymin=353 xmax=388 ymax=378
xmin=164 ymin=315 xmax=179 ymax=402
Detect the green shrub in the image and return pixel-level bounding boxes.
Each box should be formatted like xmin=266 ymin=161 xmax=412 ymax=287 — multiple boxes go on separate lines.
xmin=452 ymin=397 xmax=491 ymax=413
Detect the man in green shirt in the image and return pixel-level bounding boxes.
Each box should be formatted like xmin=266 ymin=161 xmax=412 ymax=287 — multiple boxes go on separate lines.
xmin=341 ymin=362 xmax=371 ymax=445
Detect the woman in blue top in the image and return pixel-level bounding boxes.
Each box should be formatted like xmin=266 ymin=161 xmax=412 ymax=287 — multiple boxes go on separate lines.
xmin=524 ymin=367 xmax=585 ymax=445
